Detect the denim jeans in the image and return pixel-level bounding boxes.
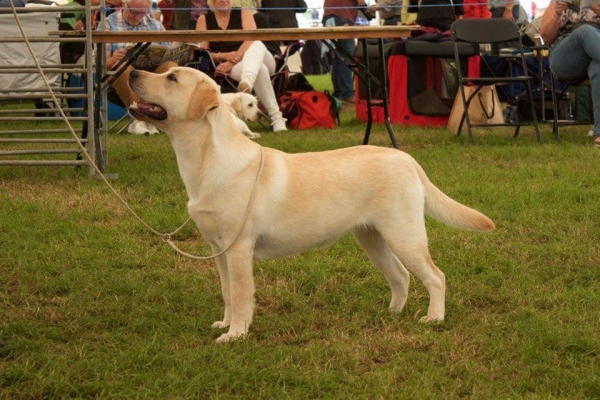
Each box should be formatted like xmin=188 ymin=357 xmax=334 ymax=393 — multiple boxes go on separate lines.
xmin=324 ymin=16 xmax=355 ymax=100
xmin=549 ymin=24 xmax=600 ymax=135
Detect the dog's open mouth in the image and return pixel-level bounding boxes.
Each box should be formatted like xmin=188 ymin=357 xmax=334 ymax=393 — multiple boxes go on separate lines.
xmin=129 ymin=101 xmax=167 ymax=121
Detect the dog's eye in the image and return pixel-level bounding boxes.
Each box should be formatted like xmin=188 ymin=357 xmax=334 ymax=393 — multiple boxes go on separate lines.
xmin=167 ymin=73 xmax=177 ymax=82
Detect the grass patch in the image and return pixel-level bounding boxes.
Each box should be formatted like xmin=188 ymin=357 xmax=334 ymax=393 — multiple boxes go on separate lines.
xmin=0 ymin=74 xmax=598 ymax=398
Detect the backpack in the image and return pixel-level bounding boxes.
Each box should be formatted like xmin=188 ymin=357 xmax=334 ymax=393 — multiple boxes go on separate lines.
xmin=278 ymin=90 xmax=340 ymax=129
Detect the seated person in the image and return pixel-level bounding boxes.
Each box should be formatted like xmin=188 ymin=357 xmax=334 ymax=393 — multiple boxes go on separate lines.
xmin=195 ymin=0 xmax=287 ymax=132
xmin=100 ymin=0 xmax=177 ymax=134
xmin=540 ymin=0 xmax=600 ymax=147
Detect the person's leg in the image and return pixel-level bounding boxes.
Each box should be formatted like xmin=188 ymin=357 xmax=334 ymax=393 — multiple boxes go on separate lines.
xmin=230 ymin=41 xmax=276 ymax=92
xmin=324 ymin=17 xmax=355 ymax=100
xmin=111 ymin=61 xmax=177 ymax=108
xmin=111 ymin=65 xmax=137 ymax=108
xmin=119 ymin=61 xmax=177 ymax=134
xmin=550 ymin=25 xmax=600 ymax=135
xmin=230 ymin=42 xmax=286 ymax=132
xmin=331 ymin=37 xmax=356 ymax=100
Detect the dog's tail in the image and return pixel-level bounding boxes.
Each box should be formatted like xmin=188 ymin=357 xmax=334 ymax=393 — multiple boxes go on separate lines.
xmin=412 ymin=158 xmax=495 ymax=232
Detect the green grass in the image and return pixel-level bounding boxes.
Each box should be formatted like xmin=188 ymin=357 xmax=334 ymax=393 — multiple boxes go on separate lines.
xmin=0 ymin=75 xmax=599 ymax=399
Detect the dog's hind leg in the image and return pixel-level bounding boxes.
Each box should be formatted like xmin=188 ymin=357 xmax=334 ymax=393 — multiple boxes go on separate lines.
xmin=212 ymin=253 xmax=232 ymax=330
xmin=378 ymin=221 xmax=446 ymax=322
xmin=215 ymin=243 xmax=256 ymax=343
xmin=353 ymin=226 xmax=410 ymax=314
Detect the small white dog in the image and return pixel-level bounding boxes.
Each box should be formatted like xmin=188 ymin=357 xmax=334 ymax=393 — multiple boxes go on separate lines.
xmin=221 ymin=92 xmax=262 ymax=139
xmin=128 ymin=67 xmax=495 ymax=343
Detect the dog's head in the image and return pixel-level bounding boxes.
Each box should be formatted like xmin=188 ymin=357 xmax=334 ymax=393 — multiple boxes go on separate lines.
xmin=222 ymin=92 xmax=262 ymax=123
xmin=128 ymin=67 xmax=221 ymax=129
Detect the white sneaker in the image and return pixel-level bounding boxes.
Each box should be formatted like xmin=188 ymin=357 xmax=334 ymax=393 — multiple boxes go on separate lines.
xmin=128 ymin=119 xmax=149 ymax=135
xmin=146 ymin=122 xmax=159 ymax=135
xmin=271 ymin=118 xmax=287 ymax=132
xmin=588 ymin=130 xmax=594 ymax=137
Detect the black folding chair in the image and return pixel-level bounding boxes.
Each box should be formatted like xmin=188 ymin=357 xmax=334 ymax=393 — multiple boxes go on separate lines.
xmin=450 ymin=18 xmax=542 ymax=143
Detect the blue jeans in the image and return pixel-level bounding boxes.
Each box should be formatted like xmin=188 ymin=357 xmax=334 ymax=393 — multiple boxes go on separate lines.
xmin=324 ymin=16 xmax=355 ymax=100
xmin=549 ymin=24 xmax=600 ymax=135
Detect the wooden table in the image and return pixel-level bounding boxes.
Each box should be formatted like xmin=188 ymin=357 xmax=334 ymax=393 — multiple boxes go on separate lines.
xmin=87 ymin=26 xmax=418 ymax=44
xmin=54 ymin=25 xmax=420 ymax=152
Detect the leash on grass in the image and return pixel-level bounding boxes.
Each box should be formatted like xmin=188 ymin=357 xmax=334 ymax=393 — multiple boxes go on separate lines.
xmin=12 ymin=8 xmax=265 ymax=260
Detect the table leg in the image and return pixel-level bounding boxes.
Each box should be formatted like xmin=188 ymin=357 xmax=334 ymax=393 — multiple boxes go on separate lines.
xmin=323 ymin=38 xmax=399 ymax=148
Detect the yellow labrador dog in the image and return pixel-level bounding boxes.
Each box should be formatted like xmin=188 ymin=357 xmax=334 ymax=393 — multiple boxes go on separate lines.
xmin=221 ymin=92 xmax=262 ymax=139
xmin=128 ymin=67 xmax=495 ymax=343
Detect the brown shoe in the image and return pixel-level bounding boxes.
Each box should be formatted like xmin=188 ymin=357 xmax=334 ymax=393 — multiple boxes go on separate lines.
xmin=237 ymin=80 xmax=252 ymax=93
xmin=340 ymin=95 xmax=355 ymax=104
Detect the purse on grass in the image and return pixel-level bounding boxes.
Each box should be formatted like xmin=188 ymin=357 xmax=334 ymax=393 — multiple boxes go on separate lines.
xmin=447 ymin=85 xmax=504 ymax=133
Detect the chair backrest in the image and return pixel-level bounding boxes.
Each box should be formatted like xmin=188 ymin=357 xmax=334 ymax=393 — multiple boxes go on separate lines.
xmin=274 ymin=41 xmax=304 ymax=73
xmin=451 ymin=18 xmax=521 ymax=44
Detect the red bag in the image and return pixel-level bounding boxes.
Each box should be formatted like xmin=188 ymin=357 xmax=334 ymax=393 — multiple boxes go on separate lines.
xmin=278 ymin=90 xmax=340 ymax=129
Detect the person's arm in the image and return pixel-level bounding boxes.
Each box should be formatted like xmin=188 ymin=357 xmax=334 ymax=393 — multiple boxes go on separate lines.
xmin=296 ymin=0 xmax=308 ymax=13
xmin=539 ymin=1 xmax=567 ymax=45
xmin=234 ymin=8 xmax=256 ymax=56
xmin=368 ymin=0 xmax=379 ymax=14
xmin=502 ymin=0 xmax=515 ymax=20
xmin=195 ymin=14 xmax=214 ymax=53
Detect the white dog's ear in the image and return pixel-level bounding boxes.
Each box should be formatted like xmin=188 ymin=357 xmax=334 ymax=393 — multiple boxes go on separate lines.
xmin=231 ymin=97 xmax=243 ymax=115
xmin=188 ymin=80 xmax=220 ymax=121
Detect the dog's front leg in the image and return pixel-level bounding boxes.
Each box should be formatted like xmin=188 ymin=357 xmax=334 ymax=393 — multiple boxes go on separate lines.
xmin=212 ymin=253 xmax=232 ymax=329
xmin=215 ymin=244 xmax=255 ymax=343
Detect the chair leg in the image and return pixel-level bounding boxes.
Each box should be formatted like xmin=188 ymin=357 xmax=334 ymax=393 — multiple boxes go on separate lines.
xmin=463 ymin=97 xmax=475 ymax=144
xmin=524 ymin=81 xmax=542 ymax=144
xmin=550 ymin=73 xmax=560 ymax=139
xmin=458 ymin=86 xmax=475 ymax=143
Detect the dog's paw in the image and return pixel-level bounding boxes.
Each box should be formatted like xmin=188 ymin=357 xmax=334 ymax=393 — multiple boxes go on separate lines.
xmin=215 ymin=332 xmax=245 ymax=343
xmin=419 ymin=316 xmax=444 ymax=324
xmin=211 ymin=321 xmax=230 ymax=329
xmin=246 ymin=131 xmax=261 ymax=139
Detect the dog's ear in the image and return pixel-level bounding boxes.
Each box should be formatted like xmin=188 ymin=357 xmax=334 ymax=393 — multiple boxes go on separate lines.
xmin=188 ymin=79 xmax=220 ymax=121
xmin=231 ymin=96 xmax=243 ymax=115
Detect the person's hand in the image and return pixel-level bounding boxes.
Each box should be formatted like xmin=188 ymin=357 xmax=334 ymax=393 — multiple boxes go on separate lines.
xmin=552 ymin=1 xmax=568 ymax=20
xmin=502 ymin=6 xmax=514 ymax=20
xmin=216 ymin=61 xmax=233 ymax=74
xmin=592 ymin=2 xmax=600 ymax=16
xmin=74 ymin=19 xmax=85 ymax=30
xmin=554 ymin=1 xmax=568 ymax=14
xmin=222 ymin=51 xmax=242 ymax=64
xmin=108 ymin=48 xmax=126 ymax=68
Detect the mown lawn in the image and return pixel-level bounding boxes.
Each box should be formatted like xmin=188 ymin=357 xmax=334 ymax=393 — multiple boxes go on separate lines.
xmin=0 ymin=74 xmax=598 ymax=399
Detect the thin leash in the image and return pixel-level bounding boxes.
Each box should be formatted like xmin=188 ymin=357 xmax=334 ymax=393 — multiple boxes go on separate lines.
xmin=10 ymin=6 xmax=264 ymax=260
xmin=164 ymin=146 xmax=264 ymax=260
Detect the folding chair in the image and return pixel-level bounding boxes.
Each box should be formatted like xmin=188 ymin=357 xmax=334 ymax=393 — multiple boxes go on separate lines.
xmin=450 ymin=18 xmax=542 ymax=143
